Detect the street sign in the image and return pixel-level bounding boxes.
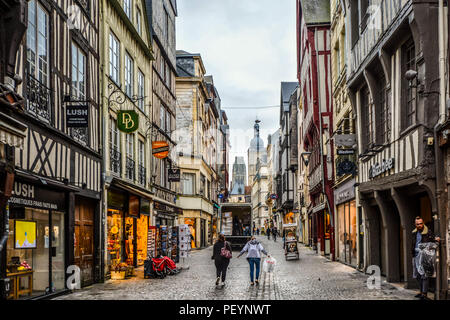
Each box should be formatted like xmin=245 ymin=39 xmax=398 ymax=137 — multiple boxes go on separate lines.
xmin=152 ymin=141 xmax=169 ymax=159
xmin=168 ymin=168 xmax=180 ymax=182
xmin=270 ymin=194 xmax=278 ymax=199
xmin=117 ymin=110 xmax=139 ymax=133
xmin=218 ymin=193 xmax=224 ymax=199
xmin=66 ymin=105 xmax=89 ymax=127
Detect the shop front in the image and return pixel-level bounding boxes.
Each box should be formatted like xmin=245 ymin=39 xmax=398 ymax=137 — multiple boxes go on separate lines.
xmin=153 ymin=200 xmax=182 ymax=256
xmin=106 ymin=187 xmax=152 ymax=276
xmin=335 ymin=179 xmax=357 ymax=267
xmin=6 ymin=179 xmax=67 ymax=299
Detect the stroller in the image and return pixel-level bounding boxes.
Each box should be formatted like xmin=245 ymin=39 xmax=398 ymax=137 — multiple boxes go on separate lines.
xmin=144 ymin=256 xmax=179 ymax=279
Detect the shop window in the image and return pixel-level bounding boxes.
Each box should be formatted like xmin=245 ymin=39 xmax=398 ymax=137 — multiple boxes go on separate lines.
xmin=107 ymin=209 xmax=123 ymax=273
xmin=7 ymin=208 xmax=65 ymax=299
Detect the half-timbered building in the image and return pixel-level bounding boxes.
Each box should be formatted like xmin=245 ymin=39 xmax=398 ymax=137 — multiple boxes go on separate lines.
xmin=146 ymin=0 xmax=182 ymax=228
xmin=296 ymin=0 xmax=334 ymax=258
xmin=101 ymin=0 xmax=155 ymax=275
xmin=4 ymin=0 xmax=103 ymax=297
xmin=346 ymin=0 xmax=448 ymax=296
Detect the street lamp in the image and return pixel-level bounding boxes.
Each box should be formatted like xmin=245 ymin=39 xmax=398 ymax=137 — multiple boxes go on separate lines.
xmin=301 ymin=152 xmax=312 ymax=166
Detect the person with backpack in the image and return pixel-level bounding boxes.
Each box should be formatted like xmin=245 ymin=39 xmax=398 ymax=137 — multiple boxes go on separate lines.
xmin=211 ymin=233 xmax=232 ymax=286
xmin=237 ymin=236 xmax=269 ymax=285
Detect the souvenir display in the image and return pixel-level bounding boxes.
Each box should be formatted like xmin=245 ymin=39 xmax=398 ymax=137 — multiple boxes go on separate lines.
xmin=170 ymin=226 xmax=179 ymax=263
xmin=147 ymin=226 xmax=157 ymax=258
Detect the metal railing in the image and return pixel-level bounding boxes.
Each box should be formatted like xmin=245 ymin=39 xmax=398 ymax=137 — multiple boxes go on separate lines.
xmin=125 ymin=156 xmax=135 ymax=181
xmin=138 ymin=164 xmax=146 ymax=185
xmin=26 ymin=73 xmax=51 ymax=122
xmin=110 ymin=148 xmax=121 ymax=175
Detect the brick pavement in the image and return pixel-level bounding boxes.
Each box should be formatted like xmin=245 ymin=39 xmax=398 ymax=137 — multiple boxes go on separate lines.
xmin=55 ymin=236 xmax=417 ymax=300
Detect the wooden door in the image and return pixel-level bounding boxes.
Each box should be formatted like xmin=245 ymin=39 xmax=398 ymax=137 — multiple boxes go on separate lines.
xmin=74 ymin=199 xmax=95 ymax=287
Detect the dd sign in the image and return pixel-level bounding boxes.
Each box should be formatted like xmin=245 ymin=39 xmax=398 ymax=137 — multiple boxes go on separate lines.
xmin=66 ymin=105 xmax=89 ymax=127
xmin=117 ymin=110 xmax=139 ymax=133
xmin=168 ymin=169 xmax=180 ymax=182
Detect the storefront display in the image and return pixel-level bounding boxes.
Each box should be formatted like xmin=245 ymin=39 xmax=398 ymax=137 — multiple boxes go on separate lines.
xmin=136 ymin=214 xmax=148 ymax=266
xmin=160 ymin=226 xmax=168 ymax=256
xmin=107 ymin=209 xmax=123 ymax=272
xmin=125 ymin=217 xmax=135 ymax=265
xmin=178 ymin=224 xmax=191 ymax=260
xmin=184 ymin=218 xmax=196 ymax=249
xmin=147 ymin=226 xmax=157 ymax=258
xmin=6 ymin=180 xmax=67 ymax=300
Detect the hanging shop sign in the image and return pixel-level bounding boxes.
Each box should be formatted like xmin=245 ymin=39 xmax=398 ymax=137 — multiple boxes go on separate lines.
xmin=168 ymin=168 xmax=180 ymax=182
xmin=9 ymin=181 xmax=65 ymax=210
xmin=128 ymin=194 xmax=140 ymax=217
xmin=66 ymin=105 xmax=89 ymax=127
xmin=337 ymin=148 xmax=355 ymax=155
xmin=117 ymin=110 xmax=139 ymax=133
xmin=337 ymin=159 xmax=356 ymax=176
xmin=140 ymin=198 xmax=150 ymax=216
xmin=335 ymin=178 xmax=356 ymax=205
xmin=335 ymin=134 xmax=356 ymax=147
xmin=152 ymin=141 xmax=169 ymax=159
xmin=369 ymin=158 xmax=394 ymax=179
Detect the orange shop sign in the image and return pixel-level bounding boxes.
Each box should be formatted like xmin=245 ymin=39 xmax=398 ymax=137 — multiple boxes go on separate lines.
xmin=152 ymin=141 xmax=169 ymax=159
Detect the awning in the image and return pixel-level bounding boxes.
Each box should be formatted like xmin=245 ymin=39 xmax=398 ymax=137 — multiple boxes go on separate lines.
xmin=0 ymin=112 xmax=27 ymax=149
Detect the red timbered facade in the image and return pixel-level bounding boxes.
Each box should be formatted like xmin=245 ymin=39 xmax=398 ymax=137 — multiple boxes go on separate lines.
xmin=297 ymin=0 xmax=335 ymax=258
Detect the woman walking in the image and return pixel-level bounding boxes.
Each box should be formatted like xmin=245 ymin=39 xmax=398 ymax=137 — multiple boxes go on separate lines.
xmin=211 ymin=233 xmax=232 ymax=286
xmin=237 ymin=236 xmax=269 ymax=285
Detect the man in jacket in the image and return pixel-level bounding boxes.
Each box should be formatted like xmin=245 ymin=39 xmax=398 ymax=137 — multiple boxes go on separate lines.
xmin=411 ymin=216 xmax=440 ymax=300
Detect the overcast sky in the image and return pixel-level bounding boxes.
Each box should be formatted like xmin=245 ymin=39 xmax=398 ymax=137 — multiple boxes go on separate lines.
xmin=176 ymin=0 xmax=297 ymax=177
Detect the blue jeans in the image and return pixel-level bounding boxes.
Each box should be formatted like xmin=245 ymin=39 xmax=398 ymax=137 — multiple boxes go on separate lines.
xmin=247 ymin=258 xmax=261 ymax=282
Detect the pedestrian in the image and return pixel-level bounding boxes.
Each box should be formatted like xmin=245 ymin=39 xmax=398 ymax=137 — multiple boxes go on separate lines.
xmin=237 ymin=235 xmax=269 ymax=285
xmin=211 ymin=233 xmax=232 ymax=286
xmin=256 ymin=228 xmax=260 ymax=236
xmin=267 ymin=227 xmax=271 ymax=240
xmin=272 ymin=226 xmax=277 ymax=242
xmin=411 ymin=216 xmax=440 ymax=300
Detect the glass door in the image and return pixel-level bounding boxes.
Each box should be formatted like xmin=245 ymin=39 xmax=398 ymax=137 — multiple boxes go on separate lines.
xmin=51 ymin=211 xmax=65 ymax=291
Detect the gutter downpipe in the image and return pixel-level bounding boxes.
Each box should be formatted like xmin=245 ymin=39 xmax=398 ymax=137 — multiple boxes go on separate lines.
xmin=434 ymin=0 xmax=448 ymax=300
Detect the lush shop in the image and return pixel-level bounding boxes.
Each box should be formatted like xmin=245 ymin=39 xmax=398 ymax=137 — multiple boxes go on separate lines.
xmin=6 ymin=178 xmax=68 ymax=299
xmin=106 ymin=186 xmax=151 ymax=276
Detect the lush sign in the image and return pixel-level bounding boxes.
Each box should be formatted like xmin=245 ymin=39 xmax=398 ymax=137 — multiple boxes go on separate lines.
xmin=117 ymin=110 xmax=139 ymax=133
xmin=66 ymin=105 xmax=89 ymax=127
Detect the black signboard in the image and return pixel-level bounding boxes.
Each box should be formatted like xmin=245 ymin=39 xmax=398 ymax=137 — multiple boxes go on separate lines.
xmin=337 ymin=149 xmax=355 ymax=155
xmin=168 ymin=169 xmax=180 ymax=182
xmin=337 ymin=159 xmax=356 ymax=176
xmin=66 ymin=105 xmax=89 ymax=127
xmin=9 ymin=181 xmax=66 ymax=210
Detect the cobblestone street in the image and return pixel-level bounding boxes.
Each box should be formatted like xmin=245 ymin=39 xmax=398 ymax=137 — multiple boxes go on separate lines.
xmin=55 ymin=237 xmax=418 ymax=300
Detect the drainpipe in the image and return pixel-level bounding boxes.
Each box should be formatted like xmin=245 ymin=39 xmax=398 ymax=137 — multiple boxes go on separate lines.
xmin=0 ymin=204 xmax=9 ymax=254
xmin=433 ymin=0 xmax=448 ymax=300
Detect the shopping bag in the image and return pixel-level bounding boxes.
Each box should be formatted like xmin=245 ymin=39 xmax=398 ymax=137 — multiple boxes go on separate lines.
xmin=263 ymin=256 xmax=276 ymax=273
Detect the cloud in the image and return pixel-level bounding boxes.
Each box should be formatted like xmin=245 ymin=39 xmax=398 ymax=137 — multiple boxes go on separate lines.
xmin=176 ymin=0 xmax=297 ymax=178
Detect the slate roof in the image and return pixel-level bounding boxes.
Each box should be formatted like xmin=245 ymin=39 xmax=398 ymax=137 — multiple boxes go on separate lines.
xmin=300 ymin=0 xmax=331 ymax=25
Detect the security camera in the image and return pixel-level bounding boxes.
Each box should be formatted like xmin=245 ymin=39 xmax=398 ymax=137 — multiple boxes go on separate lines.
xmin=405 ymin=70 xmax=418 ymax=81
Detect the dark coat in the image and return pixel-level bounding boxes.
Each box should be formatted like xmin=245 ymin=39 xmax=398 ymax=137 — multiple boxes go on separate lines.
xmin=411 ymin=225 xmax=437 ymax=256
xmin=212 ymin=240 xmax=232 ymax=261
